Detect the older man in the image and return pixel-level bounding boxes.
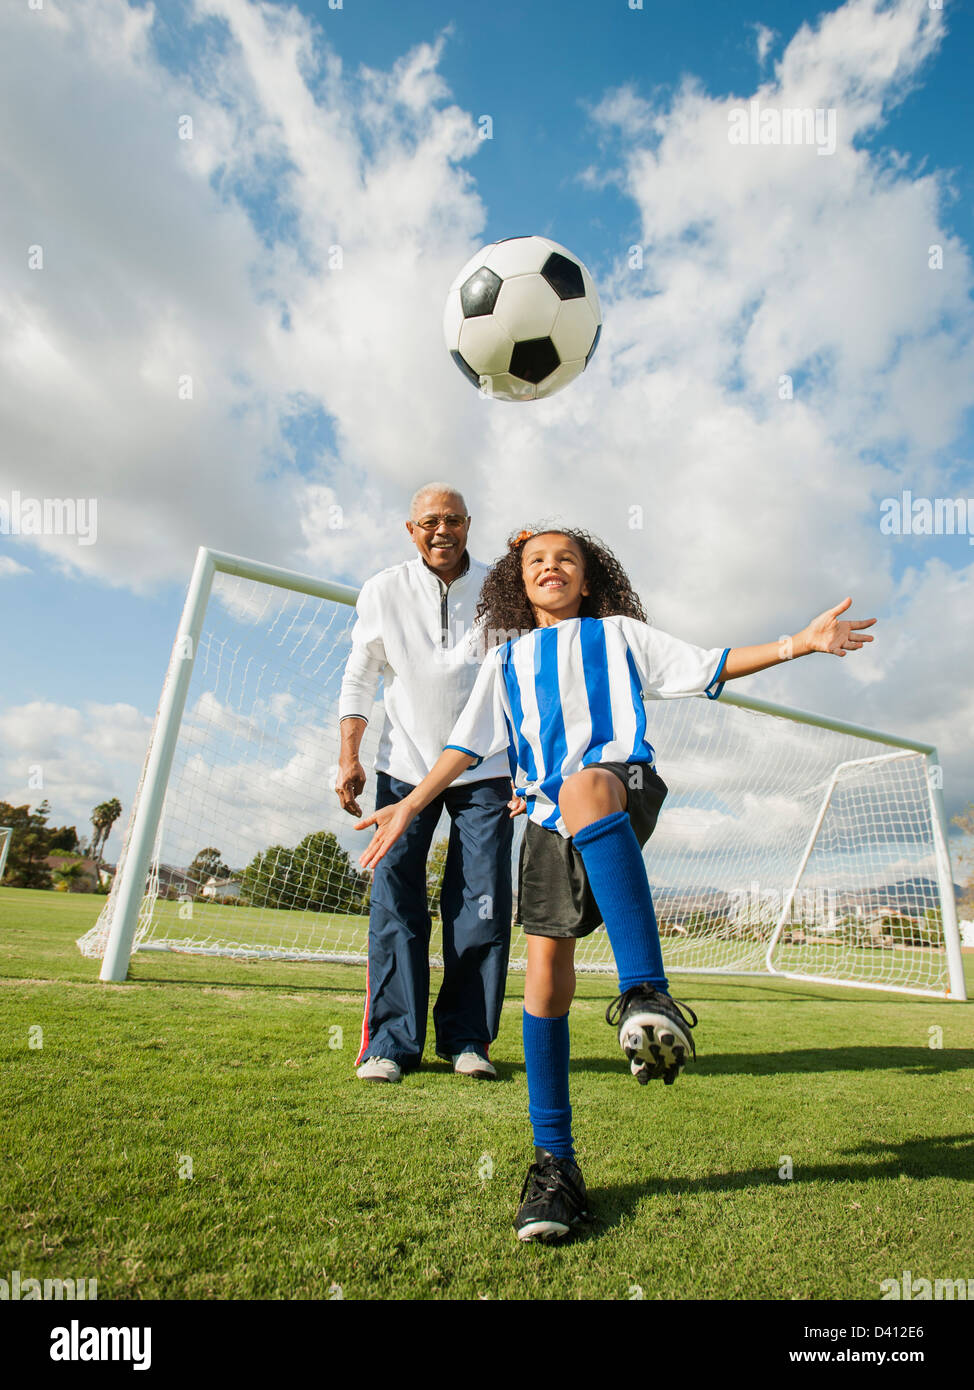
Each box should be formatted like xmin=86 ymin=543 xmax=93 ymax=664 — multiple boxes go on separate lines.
xmin=336 ymin=483 xmax=514 ymax=1083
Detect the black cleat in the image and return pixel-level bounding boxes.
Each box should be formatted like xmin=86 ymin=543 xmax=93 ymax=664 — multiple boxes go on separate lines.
xmin=606 ymin=983 xmax=698 ymax=1086
xmin=513 ymin=1149 xmax=589 ymax=1244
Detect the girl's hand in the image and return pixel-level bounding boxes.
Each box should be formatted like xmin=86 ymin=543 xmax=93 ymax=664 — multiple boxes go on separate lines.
xmin=355 ymin=801 xmax=417 ymax=870
xmin=803 ymin=598 xmax=877 ymax=658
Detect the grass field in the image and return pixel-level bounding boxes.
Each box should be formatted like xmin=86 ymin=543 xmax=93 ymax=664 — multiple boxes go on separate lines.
xmin=2 ymin=886 xmax=972 ymax=1301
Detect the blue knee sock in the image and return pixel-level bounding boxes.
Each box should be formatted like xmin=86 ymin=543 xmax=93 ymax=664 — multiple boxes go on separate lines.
xmin=522 ymin=1009 xmax=573 ymax=1160
xmin=572 ymin=809 xmax=668 ymax=993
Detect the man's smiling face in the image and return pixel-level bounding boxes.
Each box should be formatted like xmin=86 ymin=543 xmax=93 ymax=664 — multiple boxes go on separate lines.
xmin=521 ymin=532 xmax=589 ymax=626
xmin=406 ymin=487 xmax=470 ymax=584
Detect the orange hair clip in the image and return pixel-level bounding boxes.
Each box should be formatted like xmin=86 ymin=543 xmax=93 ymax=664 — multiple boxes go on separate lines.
xmin=510 ymin=528 xmax=535 ymax=548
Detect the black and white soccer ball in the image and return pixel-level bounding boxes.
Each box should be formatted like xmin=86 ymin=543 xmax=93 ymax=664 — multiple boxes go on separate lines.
xmin=443 ymin=236 xmax=602 ymax=402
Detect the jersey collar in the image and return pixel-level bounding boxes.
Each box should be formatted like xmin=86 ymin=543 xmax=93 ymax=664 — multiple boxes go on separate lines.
xmin=418 ymin=549 xmax=471 ymax=590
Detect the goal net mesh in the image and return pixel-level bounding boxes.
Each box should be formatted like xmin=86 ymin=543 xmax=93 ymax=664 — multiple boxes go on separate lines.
xmin=78 ymin=570 xmax=952 ymax=995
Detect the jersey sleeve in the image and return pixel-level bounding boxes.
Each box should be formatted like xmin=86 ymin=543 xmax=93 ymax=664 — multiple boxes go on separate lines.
xmin=618 ymin=616 xmax=729 ymax=701
xmin=338 ymin=578 xmax=387 ymax=722
xmin=444 ymin=645 xmax=514 ymax=768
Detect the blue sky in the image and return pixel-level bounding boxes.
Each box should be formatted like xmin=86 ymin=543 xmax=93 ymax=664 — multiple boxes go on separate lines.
xmin=1 ymin=0 xmax=973 ymax=864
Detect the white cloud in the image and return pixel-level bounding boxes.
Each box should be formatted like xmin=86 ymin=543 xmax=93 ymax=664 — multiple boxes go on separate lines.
xmin=0 ymin=555 xmax=31 ymax=577
xmin=754 ymin=24 xmax=777 ymax=68
xmin=0 ymin=0 xmax=485 ymax=590
xmin=0 ymin=701 xmax=151 ymax=852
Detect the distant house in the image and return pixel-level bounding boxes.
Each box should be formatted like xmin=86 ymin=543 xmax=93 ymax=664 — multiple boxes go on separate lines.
xmin=45 ymin=854 xmax=103 ymax=892
xmin=155 ymin=864 xmax=197 ymax=898
xmin=201 ymin=876 xmax=241 ymax=900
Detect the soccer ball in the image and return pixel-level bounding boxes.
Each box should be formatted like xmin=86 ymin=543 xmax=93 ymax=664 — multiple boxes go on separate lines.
xmin=443 ymin=236 xmax=602 ymax=402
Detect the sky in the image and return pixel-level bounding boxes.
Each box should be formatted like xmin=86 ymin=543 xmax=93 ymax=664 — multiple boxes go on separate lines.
xmin=1 ymin=0 xmax=973 ymax=872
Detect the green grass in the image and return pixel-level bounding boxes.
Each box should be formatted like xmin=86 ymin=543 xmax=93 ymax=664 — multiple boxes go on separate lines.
xmin=1 ymin=886 xmax=972 ymax=1300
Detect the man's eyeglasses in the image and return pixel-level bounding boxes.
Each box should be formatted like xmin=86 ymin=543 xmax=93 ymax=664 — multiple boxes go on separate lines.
xmin=413 ymin=514 xmax=469 ymax=531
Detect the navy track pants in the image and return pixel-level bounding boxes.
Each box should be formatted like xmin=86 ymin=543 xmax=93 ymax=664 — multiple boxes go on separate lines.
xmin=356 ymin=771 xmax=514 ymax=1072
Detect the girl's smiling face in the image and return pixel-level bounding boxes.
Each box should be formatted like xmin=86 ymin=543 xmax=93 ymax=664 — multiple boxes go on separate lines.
xmin=521 ymin=533 xmax=590 ymax=626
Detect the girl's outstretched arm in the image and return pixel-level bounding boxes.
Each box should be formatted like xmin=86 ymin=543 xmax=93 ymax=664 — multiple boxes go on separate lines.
xmin=355 ymin=746 xmax=476 ymax=870
xmin=722 ymin=597 xmax=876 ymax=681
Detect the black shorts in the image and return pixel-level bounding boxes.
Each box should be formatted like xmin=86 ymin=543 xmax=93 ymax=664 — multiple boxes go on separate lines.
xmin=515 ymin=761 xmax=668 ymax=940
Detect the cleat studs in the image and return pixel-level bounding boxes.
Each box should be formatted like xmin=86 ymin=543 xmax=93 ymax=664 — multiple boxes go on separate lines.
xmin=659 ymin=1032 xmax=674 ymax=1048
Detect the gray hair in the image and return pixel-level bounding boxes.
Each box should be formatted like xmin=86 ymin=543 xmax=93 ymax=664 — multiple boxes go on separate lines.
xmin=409 ymin=481 xmax=468 ymax=519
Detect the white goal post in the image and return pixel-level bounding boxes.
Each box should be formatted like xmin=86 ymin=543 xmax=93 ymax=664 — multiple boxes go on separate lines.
xmin=0 ymin=827 xmax=12 ymax=884
xmin=79 ymin=546 xmax=967 ymax=1001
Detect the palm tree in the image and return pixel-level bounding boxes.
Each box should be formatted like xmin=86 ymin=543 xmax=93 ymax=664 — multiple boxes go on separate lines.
xmin=53 ymin=858 xmax=86 ymax=892
xmin=90 ymin=798 xmax=123 ymax=867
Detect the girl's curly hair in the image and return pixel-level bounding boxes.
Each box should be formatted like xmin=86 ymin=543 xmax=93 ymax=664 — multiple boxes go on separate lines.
xmin=475 ymin=524 xmax=647 ymax=646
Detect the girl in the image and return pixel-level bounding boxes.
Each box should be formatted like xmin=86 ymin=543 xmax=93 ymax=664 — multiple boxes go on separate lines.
xmin=356 ymin=526 xmax=876 ymax=1242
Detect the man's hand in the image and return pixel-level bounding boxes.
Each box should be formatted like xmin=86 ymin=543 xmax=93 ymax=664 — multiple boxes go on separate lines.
xmin=335 ymin=755 xmax=366 ymax=817
xmin=508 ymin=780 xmax=526 ymax=818
xmin=802 ymin=598 xmax=877 ymax=658
xmin=356 ymin=801 xmax=417 ymax=870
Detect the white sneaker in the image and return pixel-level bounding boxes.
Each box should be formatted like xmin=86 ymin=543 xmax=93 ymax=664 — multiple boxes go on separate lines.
xmin=356 ymin=1056 xmax=402 ymax=1083
xmin=452 ymin=1050 xmax=496 ymax=1079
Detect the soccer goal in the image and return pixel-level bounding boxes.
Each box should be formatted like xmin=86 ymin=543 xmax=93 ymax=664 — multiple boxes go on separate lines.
xmin=78 ymin=547 xmax=966 ymax=1001
xmin=0 ymin=827 xmax=12 ymax=884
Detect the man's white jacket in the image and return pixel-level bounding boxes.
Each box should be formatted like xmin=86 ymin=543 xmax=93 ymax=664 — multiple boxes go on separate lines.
xmin=338 ymin=555 xmax=511 ymax=787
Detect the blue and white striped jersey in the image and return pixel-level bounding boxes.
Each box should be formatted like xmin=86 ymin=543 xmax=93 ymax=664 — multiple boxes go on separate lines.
xmin=446 ymin=615 xmax=729 ymax=837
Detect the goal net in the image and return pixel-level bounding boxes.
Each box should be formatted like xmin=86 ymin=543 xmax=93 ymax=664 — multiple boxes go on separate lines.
xmin=78 ymin=548 xmax=965 ymax=1000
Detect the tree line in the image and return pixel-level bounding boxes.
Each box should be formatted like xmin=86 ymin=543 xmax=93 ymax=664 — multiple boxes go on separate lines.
xmin=0 ymin=799 xmax=122 ymax=891
xmin=179 ymin=833 xmax=455 ymax=916
xmin=0 ymin=794 xmax=458 ymax=918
